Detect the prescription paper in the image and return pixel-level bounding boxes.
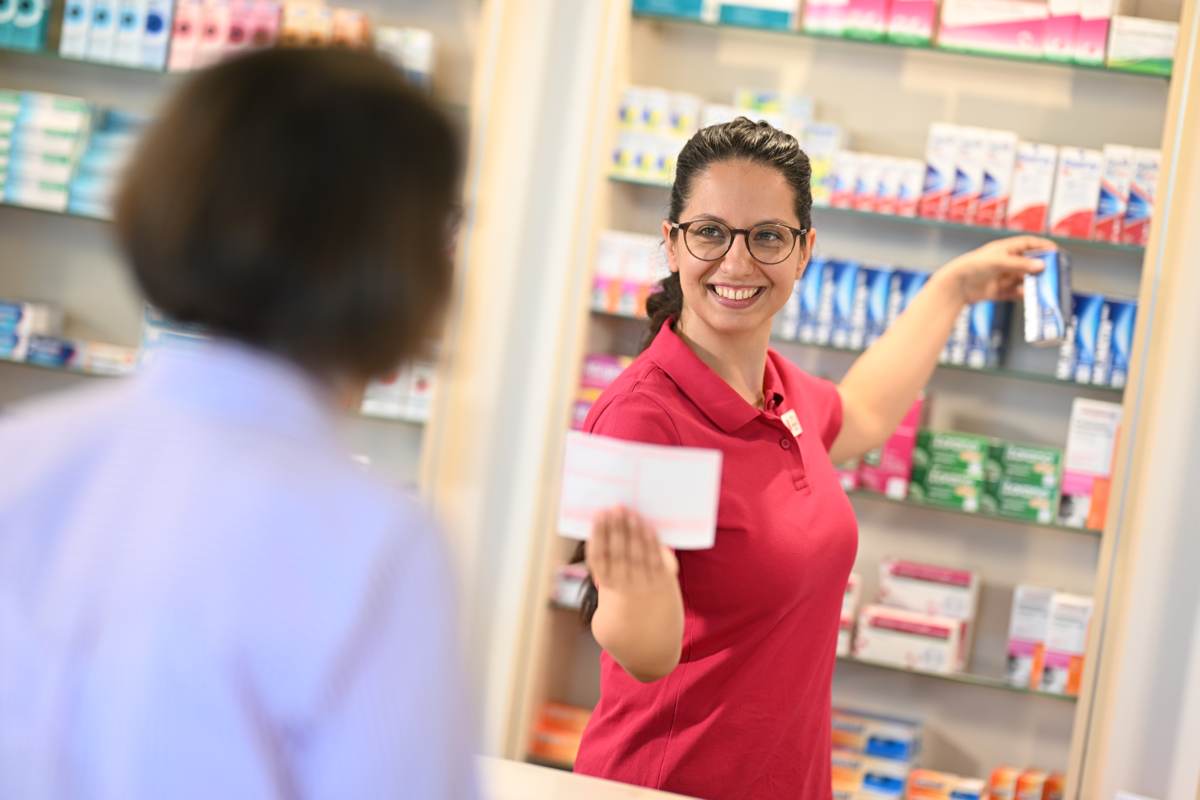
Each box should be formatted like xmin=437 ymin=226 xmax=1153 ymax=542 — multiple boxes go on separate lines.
xmin=557 ymin=431 xmax=722 ymax=550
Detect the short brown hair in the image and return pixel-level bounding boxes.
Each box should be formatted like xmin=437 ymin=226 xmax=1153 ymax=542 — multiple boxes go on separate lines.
xmin=115 ymin=48 xmax=461 ymax=382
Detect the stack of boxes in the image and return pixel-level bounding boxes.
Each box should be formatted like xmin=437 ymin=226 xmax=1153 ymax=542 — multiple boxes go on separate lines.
xmin=634 ymin=0 xmax=1177 ymax=75
xmin=592 ymin=231 xmax=669 ymax=319
xmin=68 ymin=108 xmax=147 ymax=219
xmin=988 ymin=767 xmax=1065 ymax=799
xmin=906 ymin=769 xmax=987 ymax=800
xmin=373 ymin=26 xmax=435 ymax=89
xmin=853 ymin=558 xmax=980 ymax=675
xmin=571 ymin=354 xmax=633 ymax=430
xmin=0 ymin=298 xmax=62 ymax=363
xmin=1004 ymin=585 xmax=1094 ymax=696
xmin=775 ymin=260 xmax=1010 ymax=370
xmin=360 ymin=361 xmax=437 ymax=423
xmin=982 ymin=440 xmax=1063 ymax=525
xmin=1 ymin=297 xmax=135 ymax=375
xmin=612 ymin=86 xmax=814 ymax=185
xmin=830 ymin=707 xmax=921 ymax=799
xmin=915 ymin=123 xmax=1160 ymax=245
xmin=0 ymin=0 xmax=50 ymax=51
xmin=59 ymin=0 xmax=175 ymax=68
xmin=1056 ymin=397 xmax=1121 ymax=529
xmin=1 ymin=91 xmax=92 ymax=213
xmin=527 ymin=702 xmax=592 ymax=767
xmin=909 ymin=430 xmax=990 ymax=513
xmin=612 ymin=86 xmax=703 ymax=184
xmin=1056 ymin=293 xmax=1137 ymax=388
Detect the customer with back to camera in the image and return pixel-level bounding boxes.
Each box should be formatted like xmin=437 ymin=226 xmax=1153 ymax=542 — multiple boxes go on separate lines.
xmin=0 ymin=48 xmax=473 ymax=799
xmin=571 ymin=117 xmax=1054 ymax=800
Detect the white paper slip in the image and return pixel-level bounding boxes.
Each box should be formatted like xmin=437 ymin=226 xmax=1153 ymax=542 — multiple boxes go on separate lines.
xmin=557 ymin=430 xmax=722 ymax=550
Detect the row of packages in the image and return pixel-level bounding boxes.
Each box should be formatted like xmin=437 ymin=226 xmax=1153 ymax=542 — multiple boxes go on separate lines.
xmin=632 ymin=0 xmax=1177 ymax=75
xmin=839 ymin=562 xmax=1093 ymax=696
xmin=0 ymin=297 xmax=136 ymax=375
xmin=4 ymin=0 xmax=436 ymax=81
xmin=841 ymin=395 xmax=1122 ymax=530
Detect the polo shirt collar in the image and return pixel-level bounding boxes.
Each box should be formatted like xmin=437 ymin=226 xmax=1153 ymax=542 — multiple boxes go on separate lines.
xmin=646 ymin=319 xmax=787 ymax=434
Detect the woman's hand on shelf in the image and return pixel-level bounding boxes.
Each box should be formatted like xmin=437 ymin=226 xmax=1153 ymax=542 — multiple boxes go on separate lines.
xmin=938 ymin=235 xmax=1056 ymax=305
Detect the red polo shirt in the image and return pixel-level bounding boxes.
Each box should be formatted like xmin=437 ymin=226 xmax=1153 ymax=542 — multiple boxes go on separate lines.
xmin=573 ymin=322 xmax=859 ymax=800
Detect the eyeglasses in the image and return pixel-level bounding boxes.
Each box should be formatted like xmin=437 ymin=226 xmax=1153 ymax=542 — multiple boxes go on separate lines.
xmin=669 ymin=219 xmax=808 ymax=265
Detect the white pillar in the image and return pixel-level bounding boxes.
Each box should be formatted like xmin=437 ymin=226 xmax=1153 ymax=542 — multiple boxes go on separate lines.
xmin=1071 ymin=1 xmax=1200 ymax=796
xmin=419 ymin=0 xmax=626 ymax=757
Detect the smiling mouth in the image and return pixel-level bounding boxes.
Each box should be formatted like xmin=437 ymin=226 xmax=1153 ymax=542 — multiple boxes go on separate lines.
xmin=708 ymin=284 xmax=767 ymax=303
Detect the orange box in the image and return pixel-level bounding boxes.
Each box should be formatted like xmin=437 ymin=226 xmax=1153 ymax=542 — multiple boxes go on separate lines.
xmin=989 ymin=765 xmax=1021 ymax=800
xmin=1017 ymin=769 xmax=1048 ymax=800
xmin=527 ymin=702 xmax=592 ymax=766
xmin=1043 ymin=772 xmax=1065 ymax=800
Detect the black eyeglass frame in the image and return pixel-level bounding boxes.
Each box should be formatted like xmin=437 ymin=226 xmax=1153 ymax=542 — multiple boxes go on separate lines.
xmin=668 ymin=219 xmax=810 ymax=265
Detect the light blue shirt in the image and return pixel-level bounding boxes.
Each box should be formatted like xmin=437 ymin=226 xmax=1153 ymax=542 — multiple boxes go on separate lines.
xmin=0 ymin=340 xmax=474 ymax=799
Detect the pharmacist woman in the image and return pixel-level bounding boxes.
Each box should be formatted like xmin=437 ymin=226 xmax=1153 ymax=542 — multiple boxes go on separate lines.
xmin=571 ymin=118 xmax=1054 ymax=800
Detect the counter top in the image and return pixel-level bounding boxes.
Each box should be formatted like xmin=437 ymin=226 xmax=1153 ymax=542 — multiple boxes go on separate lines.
xmin=479 ymin=756 xmax=696 ymax=800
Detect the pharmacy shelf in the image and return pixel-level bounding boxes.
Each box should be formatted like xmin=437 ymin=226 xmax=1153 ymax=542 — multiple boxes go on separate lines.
xmin=0 ymin=353 xmax=131 ymax=378
xmin=0 ymin=199 xmax=110 ymax=223
xmin=847 ymin=487 xmax=1101 ymax=537
xmin=546 ymin=599 xmax=1075 ymax=702
xmin=632 ymin=9 xmax=1171 ymax=80
xmin=358 ymin=409 xmax=428 ymax=426
xmin=834 ymin=655 xmax=1078 ymax=702
xmin=0 ymin=354 xmax=431 ymax=427
xmin=608 ymin=174 xmax=1147 ymax=257
xmin=591 ymin=308 xmax=1125 ymax=398
xmin=1 ymin=46 xmax=169 ymax=76
xmin=525 ymin=755 xmax=575 ymax=773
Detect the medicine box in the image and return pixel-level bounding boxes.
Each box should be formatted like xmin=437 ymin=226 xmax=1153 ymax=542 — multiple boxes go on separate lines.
xmin=1106 ymin=15 xmax=1177 ymax=76
xmin=858 ymin=395 xmax=925 ymax=499
xmin=1038 ymin=592 xmax=1093 ymax=695
xmin=919 ymin=123 xmax=958 ymax=220
xmin=1023 ymin=249 xmax=1071 ymax=347
xmin=1056 ymin=292 xmax=1105 ymax=383
xmin=854 ymin=605 xmax=964 ymax=675
xmin=1093 ymin=298 xmax=1136 ymax=388
xmin=976 ymin=130 xmax=1017 ymax=227
xmin=1057 ymin=398 xmax=1122 ymax=528
xmin=912 ymin=430 xmax=991 ymax=479
xmin=1120 ymin=148 xmax=1159 ymax=246
xmin=1006 ymin=142 xmax=1057 ymax=233
xmin=831 ymin=707 xmax=922 ymax=763
xmin=887 ymin=0 xmax=937 ymax=45
xmin=946 ymin=126 xmax=986 ymax=224
xmin=1092 ymin=144 xmax=1133 ymax=242
xmin=936 ymin=0 xmax=1047 ymax=59
xmin=1005 ymin=584 xmax=1054 ymax=688
xmin=717 ymin=0 xmax=796 ymax=30
xmin=1049 ymin=147 xmax=1104 ymax=238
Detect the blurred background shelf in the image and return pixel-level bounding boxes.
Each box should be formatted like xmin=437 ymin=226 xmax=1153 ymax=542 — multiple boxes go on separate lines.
xmin=631 ymin=9 xmax=1171 ymax=80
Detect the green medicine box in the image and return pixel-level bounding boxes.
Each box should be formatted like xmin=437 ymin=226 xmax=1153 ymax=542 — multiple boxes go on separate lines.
xmin=909 ymin=467 xmax=984 ymax=513
xmin=985 ymin=442 xmax=1063 ymax=490
xmin=912 ymin=430 xmax=993 ymax=482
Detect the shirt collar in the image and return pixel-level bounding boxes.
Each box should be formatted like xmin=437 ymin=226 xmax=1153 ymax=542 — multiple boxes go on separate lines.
xmin=646 ymin=319 xmax=786 ymax=434
xmin=138 ymin=337 xmax=340 ymax=445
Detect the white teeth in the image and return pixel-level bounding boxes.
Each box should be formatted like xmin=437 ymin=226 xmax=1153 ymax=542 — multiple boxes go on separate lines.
xmin=713 ymin=286 xmax=759 ymax=301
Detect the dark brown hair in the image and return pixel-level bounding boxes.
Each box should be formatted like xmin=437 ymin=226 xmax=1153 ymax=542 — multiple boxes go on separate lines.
xmin=115 ymin=47 xmax=461 ymax=382
xmin=574 ymin=118 xmax=814 ymax=627
xmin=643 ymin=116 xmax=814 ymax=352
